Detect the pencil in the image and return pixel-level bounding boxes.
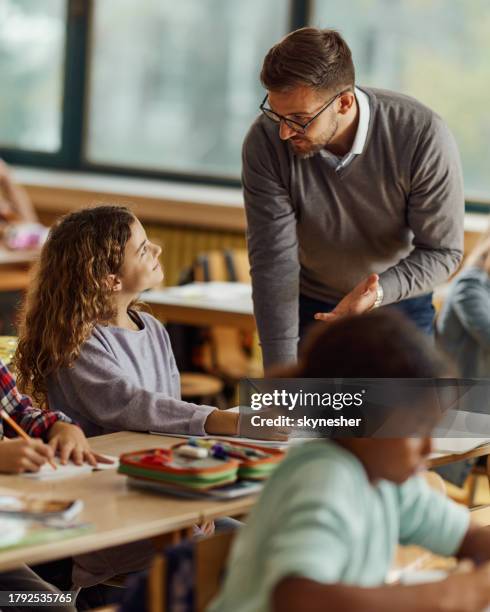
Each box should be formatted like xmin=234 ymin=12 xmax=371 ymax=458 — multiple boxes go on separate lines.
xmin=0 ymin=409 xmax=57 ymax=470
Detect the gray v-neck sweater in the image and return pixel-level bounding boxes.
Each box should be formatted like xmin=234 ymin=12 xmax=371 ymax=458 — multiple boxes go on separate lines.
xmin=47 ymin=311 xmax=215 ymax=437
xmin=242 ymin=87 xmax=464 ymax=368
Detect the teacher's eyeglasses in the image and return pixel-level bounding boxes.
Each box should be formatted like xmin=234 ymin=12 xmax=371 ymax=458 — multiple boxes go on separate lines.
xmin=259 ymin=89 xmax=351 ymax=135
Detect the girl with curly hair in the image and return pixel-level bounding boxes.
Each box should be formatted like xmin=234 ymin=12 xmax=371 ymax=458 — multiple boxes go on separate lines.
xmin=15 ymin=205 xmax=238 ymax=439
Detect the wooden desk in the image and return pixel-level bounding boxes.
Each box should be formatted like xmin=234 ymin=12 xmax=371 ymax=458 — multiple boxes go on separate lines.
xmin=0 ymin=431 xmax=257 ymax=572
xmin=0 ymin=249 xmax=39 ymax=266
xmin=144 ymin=282 xmax=255 ymax=331
xmin=393 ymin=503 xmax=490 ymax=581
xmin=469 ymin=504 xmax=490 ymax=526
xmin=0 ymin=248 xmax=38 ymax=292
xmin=428 ymin=444 xmax=490 ymax=469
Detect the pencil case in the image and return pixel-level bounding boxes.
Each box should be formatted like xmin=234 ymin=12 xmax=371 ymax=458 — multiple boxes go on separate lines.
xmin=204 ymin=439 xmax=284 ymax=481
xmin=118 ymin=441 xmax=284 ymax=491
xmin=118 ymin=448 xmax=239 ymax=491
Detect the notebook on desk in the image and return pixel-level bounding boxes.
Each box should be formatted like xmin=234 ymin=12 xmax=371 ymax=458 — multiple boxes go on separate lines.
xmin=21 ymin=456 xmax=119 ymax=480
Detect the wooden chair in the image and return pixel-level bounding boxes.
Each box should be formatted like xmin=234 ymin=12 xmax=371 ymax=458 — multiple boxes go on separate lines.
xmin=147 ymin=530 xmax=236 ymax=612
xmin=443 ymin=458 xmax=490 ymax=508
xmin=173 ymin=249 xmax=260 ymax=403
xmin=192 ymin=249 xmax=257 ymax=382
xmin=180 ymin=372 xmax=225 ymax=407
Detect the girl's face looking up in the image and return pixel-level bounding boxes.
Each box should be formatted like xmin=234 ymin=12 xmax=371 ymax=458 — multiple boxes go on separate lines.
xmin=115 ymin=218 xmax=163 ymax=295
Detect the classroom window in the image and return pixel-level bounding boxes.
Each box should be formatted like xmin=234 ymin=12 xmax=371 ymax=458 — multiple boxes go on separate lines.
xmin=84 ymin=0 xmax=289 ymax=178
xmin=311 ymin=0 xmax=490 ymax=199
xmin=0 ymin=0 xmax=67 ymax=152
xmin=0 ymin=0 xmax=488 ymax=207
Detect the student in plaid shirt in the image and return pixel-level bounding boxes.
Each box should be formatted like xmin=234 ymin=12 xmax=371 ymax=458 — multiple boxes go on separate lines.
xmin=0 ymin=357 xmax=112 ymax=611
xmin=0 ymin=357 xmax=107 ymax=473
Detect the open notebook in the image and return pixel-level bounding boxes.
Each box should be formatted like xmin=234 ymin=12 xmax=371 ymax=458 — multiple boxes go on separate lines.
xmin=21 ymin=456 xmax=118 ymax=480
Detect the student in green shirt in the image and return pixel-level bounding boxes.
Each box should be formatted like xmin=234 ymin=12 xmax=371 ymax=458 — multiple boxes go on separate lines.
xmin=210 ymin=310 xmax=490 ymax=612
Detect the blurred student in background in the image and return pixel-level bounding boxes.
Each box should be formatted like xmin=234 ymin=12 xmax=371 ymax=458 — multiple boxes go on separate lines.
xmin=0 ymin=159 xmax=47 ymax=334
xmin=0 ymin=159 xmax=38 ymax=228
xmin=437 ymin=225 xmax=490 ymax=378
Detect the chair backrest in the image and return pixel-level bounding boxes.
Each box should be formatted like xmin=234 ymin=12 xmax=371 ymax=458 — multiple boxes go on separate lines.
xmin=182 ymin=249 xmax=254 ymax=380
xmin=195 ymin=531 xmax=235 ymax=610
xmin=193 ymin=249 xmax=250 ymax=284
xmin=147 ymin=530 xmax=236 ymax=612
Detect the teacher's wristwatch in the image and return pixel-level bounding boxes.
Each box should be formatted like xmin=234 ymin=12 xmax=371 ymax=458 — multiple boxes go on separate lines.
xmin=373 ymin=284 xmax=384 ymax=308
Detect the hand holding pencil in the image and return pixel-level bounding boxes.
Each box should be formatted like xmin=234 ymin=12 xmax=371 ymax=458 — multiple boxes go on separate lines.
xmin=0 ymin=409 xmax=57 ymax=473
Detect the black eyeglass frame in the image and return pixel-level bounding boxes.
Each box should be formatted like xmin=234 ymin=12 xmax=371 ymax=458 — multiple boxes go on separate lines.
xmin=259 ymin=88 xmax=352 ymax=134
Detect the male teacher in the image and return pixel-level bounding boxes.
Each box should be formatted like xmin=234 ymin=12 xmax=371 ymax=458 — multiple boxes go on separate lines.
xmin=243 ymin=27 xmax=464 ymax=370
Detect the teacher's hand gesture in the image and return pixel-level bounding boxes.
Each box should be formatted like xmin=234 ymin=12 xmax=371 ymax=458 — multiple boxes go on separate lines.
xmin=314 ymin=274 xmax=379 ymax=324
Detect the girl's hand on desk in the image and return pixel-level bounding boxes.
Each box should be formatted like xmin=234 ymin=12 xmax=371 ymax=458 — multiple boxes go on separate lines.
xmin=47 ymin=422 xmax=114 ymax=467
xmin=0 ymin=438 xmax=53 ymax=474
xmin=204 ymin=410 xmax=240 ymax=436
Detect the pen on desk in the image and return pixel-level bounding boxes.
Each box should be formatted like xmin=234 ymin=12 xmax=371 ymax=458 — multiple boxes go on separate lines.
xmin=0 ymin=409 xmax=57 ymax=470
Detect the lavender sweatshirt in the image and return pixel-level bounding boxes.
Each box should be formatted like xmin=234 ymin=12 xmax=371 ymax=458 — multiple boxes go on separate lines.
xmin=47 ymin=311 xmax=215 ymax=437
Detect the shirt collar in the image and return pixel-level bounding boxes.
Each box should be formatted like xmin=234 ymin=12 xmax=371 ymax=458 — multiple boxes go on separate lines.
xmin=318 ymin=86 xmax=370 ymax=166
xmin=349 ymin=86 xmax=370 ymax=156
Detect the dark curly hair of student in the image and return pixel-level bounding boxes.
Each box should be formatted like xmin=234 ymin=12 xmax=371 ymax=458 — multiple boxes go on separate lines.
xmin=14 ymin=205 xmax=137 ymax=407
xmin=277 ymin=309 xmax=453 ymax=379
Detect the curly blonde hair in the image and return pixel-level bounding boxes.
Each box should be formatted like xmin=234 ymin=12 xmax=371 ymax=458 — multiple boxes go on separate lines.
xmin=15 ymin=205 xmax=136 ymax=407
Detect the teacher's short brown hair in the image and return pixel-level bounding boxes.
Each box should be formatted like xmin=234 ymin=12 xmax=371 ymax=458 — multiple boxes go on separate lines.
xmin=261 ymin=27 xmax=355 ymax=94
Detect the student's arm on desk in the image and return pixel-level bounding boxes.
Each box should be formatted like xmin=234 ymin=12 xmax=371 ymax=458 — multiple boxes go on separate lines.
xmin=273 ymin=522 xmax=490 ymax=612
xmin=273 ymin=570 xmax=490 ymax=612
xmin=54 ymin=342 xmax=235 ymax=436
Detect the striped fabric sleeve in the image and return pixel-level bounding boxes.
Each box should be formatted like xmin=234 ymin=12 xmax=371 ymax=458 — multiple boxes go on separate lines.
xmin=0 ymin=359 xmax=72 ymax=440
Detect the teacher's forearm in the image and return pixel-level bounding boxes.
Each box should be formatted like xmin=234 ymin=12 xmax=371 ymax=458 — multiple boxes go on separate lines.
xmin=379 ymin=247 xmax=463 ymax=305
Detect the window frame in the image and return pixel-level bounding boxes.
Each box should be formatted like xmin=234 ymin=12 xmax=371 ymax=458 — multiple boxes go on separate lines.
xmin=0 ymin=0 xmax=311 ymax=189
xmin=0 ymin=0 xmax=489 ymax=210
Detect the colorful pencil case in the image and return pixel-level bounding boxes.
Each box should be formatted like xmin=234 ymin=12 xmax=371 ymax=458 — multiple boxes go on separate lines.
xmin=118 ymin=440 xmax=284 ymax=492
xmin=118 ymin=448 xmax=238 ymax=491
xmin=206 ymin=439 xmax=284 ymax=481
